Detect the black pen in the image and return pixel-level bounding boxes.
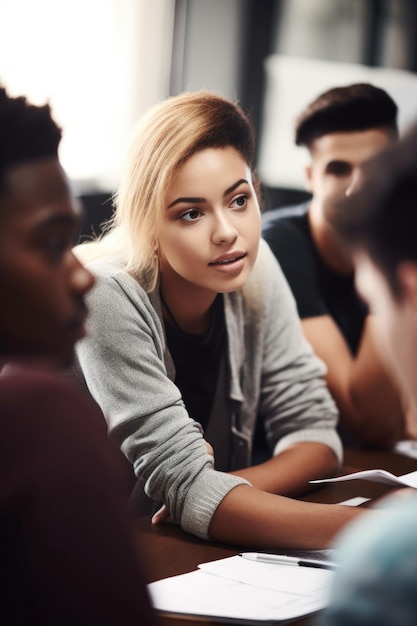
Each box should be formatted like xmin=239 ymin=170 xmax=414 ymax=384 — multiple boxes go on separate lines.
xmin=239 ymin=552 xmax=337 ymax=570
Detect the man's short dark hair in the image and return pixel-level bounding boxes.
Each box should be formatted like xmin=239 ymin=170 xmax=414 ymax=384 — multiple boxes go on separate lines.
xmin=330 ymin=120 xmax=417 ymax=298
xmin=295 ymin=83 xmax=398 ymax=148
xmin=0 ymin=86 xmax=62 ymax=192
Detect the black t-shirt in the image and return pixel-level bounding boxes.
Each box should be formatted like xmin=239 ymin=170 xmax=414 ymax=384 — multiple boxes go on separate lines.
xmin=163 ymin=294 xmax=226 ymax=431
xmin=262 ymin=203 xmax=367 ymax=355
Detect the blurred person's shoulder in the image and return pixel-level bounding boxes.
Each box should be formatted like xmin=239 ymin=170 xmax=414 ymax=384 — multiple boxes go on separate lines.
xmin=261 ymin=202 xmax=309 ymax=232
xmin=322 ymin=494 xmax=417 ymax=625
xmin=262 ymin=202 xmax=312 ymax=258
xmin=334 ymin=492 xmax=417 ymax=587
xmin=0 ymin=358 xmax=108 ymax=442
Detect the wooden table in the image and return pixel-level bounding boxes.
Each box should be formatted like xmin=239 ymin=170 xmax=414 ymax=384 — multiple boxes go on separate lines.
xmin=131 ymin=447 xmax=417 ymax=625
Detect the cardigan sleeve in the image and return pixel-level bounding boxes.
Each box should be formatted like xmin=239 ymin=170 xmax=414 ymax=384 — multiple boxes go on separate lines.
xmin=250 ymin=240 xmax=343 ymax=462
xmin=76 ymin=260 xmax=249 ymax=540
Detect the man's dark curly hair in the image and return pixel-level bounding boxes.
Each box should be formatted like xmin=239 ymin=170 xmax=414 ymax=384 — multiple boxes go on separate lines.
xmin=0 ymin=85 xmax=62 ymax=192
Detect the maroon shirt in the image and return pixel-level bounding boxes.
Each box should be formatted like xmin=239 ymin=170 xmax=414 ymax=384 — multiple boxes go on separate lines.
xmin=0 ymin=361 xmax=154 ymax=625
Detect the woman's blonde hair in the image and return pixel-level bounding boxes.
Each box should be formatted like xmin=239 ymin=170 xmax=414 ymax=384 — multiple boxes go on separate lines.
xmin=75 ymin=91 xmax=256 ymax=291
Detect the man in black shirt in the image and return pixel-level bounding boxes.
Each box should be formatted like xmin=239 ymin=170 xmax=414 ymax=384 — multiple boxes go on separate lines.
xmin=263 ymin=83 xmax=407 ymax=448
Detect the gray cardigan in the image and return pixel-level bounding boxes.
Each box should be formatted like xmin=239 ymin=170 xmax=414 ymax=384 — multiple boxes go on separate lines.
xmin=76 ymin=238 xmax=342 ymax=539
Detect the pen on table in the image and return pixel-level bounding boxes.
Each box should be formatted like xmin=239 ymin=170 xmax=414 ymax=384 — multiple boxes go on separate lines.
xmin=239 ymin=552 xmax=336 ymax=570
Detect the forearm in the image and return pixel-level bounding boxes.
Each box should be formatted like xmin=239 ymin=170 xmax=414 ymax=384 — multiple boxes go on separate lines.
xmin=348 ymin=317 xmax=405 ymax=446
xmin=334 ymin=374 xmax=404 ymax=447
xmin=209 ymin=484 xmax=361 ymax=549
xmin=303 ymin=315 xmax=405 ymax=447
xmin=346 ymin=385 xmax=404 ymax=447
xmin=231 ymin=442 xmax=339 ymax=496
xmin=402 ymin=393 xmax=417 ymax=440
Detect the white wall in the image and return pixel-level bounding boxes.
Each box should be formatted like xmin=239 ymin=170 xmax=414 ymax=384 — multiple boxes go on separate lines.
xmin=180 ymin=0 xmax=243 ymax=101
xmin=0 ymin=0 xmax=175 ymax=192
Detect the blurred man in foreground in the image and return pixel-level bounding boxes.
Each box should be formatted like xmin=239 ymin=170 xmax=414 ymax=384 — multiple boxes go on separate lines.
xmin=0 ymin=85 xmax=154 ymax=625
xmin=319 ymin=120 xmax=417 ymax=626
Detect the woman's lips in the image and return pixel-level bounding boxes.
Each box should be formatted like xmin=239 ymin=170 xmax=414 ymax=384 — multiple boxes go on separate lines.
xmin=209 ymin=251 xmax=246 ymax=266
xmin=208 ymin=252 xmax=247 ymax=272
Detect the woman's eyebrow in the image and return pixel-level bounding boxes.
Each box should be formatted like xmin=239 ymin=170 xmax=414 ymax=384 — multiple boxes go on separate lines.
xmin=167 ymin=179 xmax=248 ymax=209
xmin=224 ymin=178 xmax=248 ymax=196
xmin=168 ymin=196 xmax=204 ymax=209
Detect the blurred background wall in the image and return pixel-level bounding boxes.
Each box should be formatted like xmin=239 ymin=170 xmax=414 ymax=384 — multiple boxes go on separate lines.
xmin=1 ymin=0 xmax=417 ymax=237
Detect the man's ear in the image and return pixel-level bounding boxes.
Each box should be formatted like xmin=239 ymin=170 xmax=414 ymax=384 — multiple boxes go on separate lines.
xmin=304 ymin=163 xmax=313 ymax=193
xmin=397 ymin=262 xmax=417 ymax=310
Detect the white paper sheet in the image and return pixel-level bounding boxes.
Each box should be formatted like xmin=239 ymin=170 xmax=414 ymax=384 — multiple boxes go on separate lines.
xmin=310 ymin=469 xmax=417 ymax=489
xmin=199 ymin=555 xmax=333 ymax=593
xmin=337 ymin=496 xmax=370 ymax=506
xmin=148 ymin=555 xmax=334 ymax=623
xmin=394 ymin=439 xmax=417 ymax=460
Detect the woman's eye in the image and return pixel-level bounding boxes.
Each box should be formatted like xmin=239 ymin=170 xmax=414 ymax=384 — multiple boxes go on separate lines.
xmin=231 ymin=194 xmax=247 ymax=209
xmin=180 ymin=208 xmax=202 ymax=222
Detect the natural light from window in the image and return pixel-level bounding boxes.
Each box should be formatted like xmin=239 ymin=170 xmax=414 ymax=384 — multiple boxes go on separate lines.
xmin=0 ymin=0 xmax=174 ymax=192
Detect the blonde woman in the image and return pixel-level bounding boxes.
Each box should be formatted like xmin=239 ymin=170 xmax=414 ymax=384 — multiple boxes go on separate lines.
xmin=75 ymin=91 xmax=360 ymax=548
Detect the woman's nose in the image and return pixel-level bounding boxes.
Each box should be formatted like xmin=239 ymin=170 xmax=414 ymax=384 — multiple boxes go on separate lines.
xmin=211 ymin=213 xmax=238 ymax=245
